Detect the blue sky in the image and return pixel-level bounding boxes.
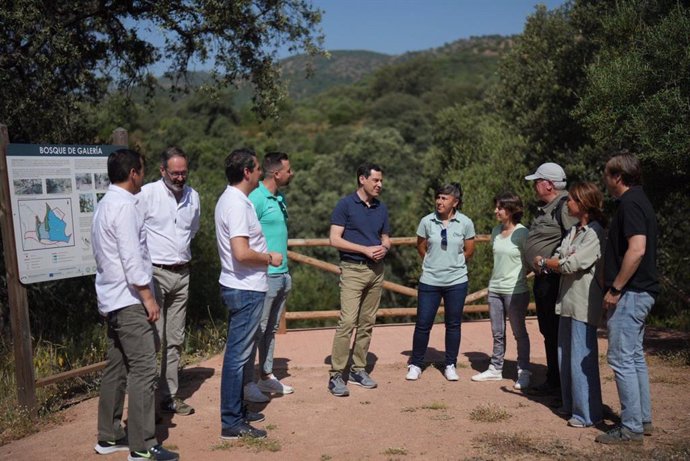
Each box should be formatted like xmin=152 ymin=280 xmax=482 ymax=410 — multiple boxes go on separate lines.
xmin=294 ymin=0 xmax=568 ymax=57
xmin=141 ymin=1 xmax=568 ymax=73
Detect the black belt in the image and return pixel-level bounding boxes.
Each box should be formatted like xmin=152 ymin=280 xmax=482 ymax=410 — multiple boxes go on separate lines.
xmin=153 ymin=262 xmax=190 ymax=272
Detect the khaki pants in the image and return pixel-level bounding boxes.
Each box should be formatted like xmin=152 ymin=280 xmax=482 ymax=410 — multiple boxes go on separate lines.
xmin=330 ymin=261 xmax=384 ymax=375
xmin=98 ymin=304 xmax=157 ymax=452
xmin=153 ymin=266 xmax=190 ymax=401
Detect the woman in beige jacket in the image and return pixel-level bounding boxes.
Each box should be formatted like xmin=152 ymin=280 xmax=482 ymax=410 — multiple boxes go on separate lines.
xmin=534 ymin=182 xmax=606 ymax=429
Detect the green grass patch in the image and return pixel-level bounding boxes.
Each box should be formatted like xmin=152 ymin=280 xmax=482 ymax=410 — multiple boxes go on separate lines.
xmin=382 ymin=447 xmax=408 ymax=455
xmin=469 ymin=403 xmax=511 ymax=423
xmin=211 ymin=441 xmax=233 ymax=451
xmin=211 ymin=438 xmax=281 ymax=453
xmin=649 ymin=374 xmax=685 ymax=385
xmin=651 ymin=348 xmax=690 ymax=367
xmin=237 ymin=437 xmax=281 ymax=452
xmin=420 ymin=402 xmax=447 ymax=410
xmin=474 ymin=432 xmax=580 ymax=458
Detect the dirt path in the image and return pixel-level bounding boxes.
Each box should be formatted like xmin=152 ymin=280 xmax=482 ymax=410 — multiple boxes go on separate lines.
xmin=1 ymin=319 xmax=689 ymax=460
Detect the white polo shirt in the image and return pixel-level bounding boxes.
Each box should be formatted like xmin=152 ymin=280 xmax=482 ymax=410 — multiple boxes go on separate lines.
xmin=214 ymin=185 xmax=268 ymax=292
xmin=137 ymin=180 xmax=201 ymax=264
xmin=92 ymin=184 xmax=153 ymax=314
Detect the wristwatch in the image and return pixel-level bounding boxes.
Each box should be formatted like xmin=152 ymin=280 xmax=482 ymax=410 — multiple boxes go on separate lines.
xmin=609 ymin=286 xmax=622 ymax=296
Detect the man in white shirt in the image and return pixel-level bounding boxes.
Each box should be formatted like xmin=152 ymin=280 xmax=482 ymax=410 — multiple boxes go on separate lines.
xmin=92 ymin=149 xmax=178 ymax=461
xmin=215 ymin=148 xmax=283 ymax=440
xmin=138 ymin=146 xmax=201 ymax=416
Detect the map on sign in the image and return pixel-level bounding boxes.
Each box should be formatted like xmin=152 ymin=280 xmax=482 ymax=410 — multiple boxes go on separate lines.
xmin=6 ymin=143 xmax=123 ymax=284
xmin=17 ymin=199 xmax=74 ymax=251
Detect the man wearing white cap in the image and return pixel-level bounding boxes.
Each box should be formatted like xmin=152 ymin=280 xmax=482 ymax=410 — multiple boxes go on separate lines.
xmin=524 ymin=162 xmax=577 ymax=394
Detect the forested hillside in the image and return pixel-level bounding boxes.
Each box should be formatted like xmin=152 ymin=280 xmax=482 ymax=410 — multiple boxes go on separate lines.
xmin=1 ymin=0 xmax=689 ymax=399
xmin=97 ymin=34 xmax=512 ymax=329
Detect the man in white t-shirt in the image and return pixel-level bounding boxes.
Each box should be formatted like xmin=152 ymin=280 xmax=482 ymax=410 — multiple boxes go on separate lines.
xmin=215 ymin=148 xmax=283 ymax=440
xmin=138 ymin=146 xmax=200 ymax=416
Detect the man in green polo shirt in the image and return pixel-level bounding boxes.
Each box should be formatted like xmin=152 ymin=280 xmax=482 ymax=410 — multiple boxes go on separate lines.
xmin=243 ymin=152 xmax=295 ymax=403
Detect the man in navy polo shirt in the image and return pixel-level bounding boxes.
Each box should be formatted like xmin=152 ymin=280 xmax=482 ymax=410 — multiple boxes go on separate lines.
xmin=328 ymin=162 xmax=391 ymax=397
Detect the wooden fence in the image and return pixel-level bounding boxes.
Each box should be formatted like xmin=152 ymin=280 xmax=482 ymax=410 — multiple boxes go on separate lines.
xmin=34 ymin=234 xmax=535 ymax=390
xmin=280 ymin=235 xmax=535 ymax=330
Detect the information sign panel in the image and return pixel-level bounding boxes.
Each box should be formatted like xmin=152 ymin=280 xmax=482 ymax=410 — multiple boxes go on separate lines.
xmin=6 ymin=144 xmax=123 ymax=283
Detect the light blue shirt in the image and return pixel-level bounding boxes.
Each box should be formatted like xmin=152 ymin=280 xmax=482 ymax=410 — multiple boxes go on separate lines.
xmin=417 ymin=211 xmax=475 ymax=286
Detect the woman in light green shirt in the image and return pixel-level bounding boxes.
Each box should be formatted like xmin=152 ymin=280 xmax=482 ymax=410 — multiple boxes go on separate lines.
xmin=471 ymin=192 xmax=531 ymax=390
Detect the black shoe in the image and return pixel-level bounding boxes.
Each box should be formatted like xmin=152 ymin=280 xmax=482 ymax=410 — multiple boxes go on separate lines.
xmin=527 ymin=381 xmax=560 ymax=395
xmin=245 ymin=410 xmax=265 ymax=423
xmin=94 ymin=436 xmax=128 ymax=454
xmin=220 ymin=422 xmax=267 ymax=440
xmin=128 ymin=444 xmax=179 ymax=461
xmin=595 ymin=426 xmax=644 ymax=444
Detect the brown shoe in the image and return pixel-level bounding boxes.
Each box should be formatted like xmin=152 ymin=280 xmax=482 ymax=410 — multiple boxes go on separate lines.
xmin=161 ymin=397 xmax=194 ymax=416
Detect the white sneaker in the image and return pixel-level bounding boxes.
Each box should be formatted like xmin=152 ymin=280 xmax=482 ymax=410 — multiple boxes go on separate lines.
xmin=243 ymin=382 xmax=269 ymax=403
xmin=471 ymin=365 xmax=503 ymax=382
xmin=513 ymin=369 xmax=532 ymax=390
xmin=257 ymin=375 xmax=294 ymax=394
xmin=406 ymin=364 xmax=422 ymax=381
xmin=444 ymin=365 xmax=459 ymax=381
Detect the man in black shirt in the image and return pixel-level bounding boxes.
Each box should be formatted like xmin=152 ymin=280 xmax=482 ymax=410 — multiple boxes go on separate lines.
xmin=596 ymin=151 xmax=659 ymax=445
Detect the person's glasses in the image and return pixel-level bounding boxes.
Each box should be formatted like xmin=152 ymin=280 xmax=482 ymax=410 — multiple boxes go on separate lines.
xmin=166 ymin=170 xmax=187 ymax=178
xmin=441 ymin=228 xmax=447 ymax=248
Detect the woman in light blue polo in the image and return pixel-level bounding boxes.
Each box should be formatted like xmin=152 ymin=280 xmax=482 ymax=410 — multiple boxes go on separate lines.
xmin=406 ymin=183 xmax=475 ymax=381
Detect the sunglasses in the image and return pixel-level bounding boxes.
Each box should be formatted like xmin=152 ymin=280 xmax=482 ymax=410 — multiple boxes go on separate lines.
xmin=441 ymin=228 xmax=447 ymax=248
xmin=277 ymin=195 xmax=288 ymax=221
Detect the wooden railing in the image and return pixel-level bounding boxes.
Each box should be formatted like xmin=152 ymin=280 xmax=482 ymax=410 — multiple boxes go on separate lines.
xmin=280 ymin=235 xmax=535 ymax=331
xmin=34 ymin=234 xmax=534 ymax=388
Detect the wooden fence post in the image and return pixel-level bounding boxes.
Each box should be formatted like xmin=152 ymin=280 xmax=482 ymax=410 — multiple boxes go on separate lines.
xmin=111 ymin=127 xmax=128 ymax=146
xmin=0 ymin=124 xmax=37 ymax=411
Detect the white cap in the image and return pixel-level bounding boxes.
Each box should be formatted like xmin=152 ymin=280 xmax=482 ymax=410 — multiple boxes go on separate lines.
xmin=525 ymin=162 xmax=566 ymax=182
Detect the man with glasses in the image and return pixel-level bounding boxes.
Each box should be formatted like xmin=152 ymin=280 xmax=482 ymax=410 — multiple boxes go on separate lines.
xmin=328 ymin=162 xmax=391 ymax=397
xmin=138 ymin=146 xmax=201 ymax=416
xmin=524 ymin=162 xmax=577 ymax=394
xmin=243 ymin=152 xmax=296 ymax=403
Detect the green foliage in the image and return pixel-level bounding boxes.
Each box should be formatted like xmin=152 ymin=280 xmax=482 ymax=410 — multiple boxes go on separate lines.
xmin=498 ymin=0 xmax=690 ymax=320
xmin=574 ymin=1 xmax=690 ymax=176
xmin=423 ymin=103 xmax=530 ymax=290
xmin=0 ymin=0 xmax=325 ymax=142
xmin=5 ymin=1 xmax=690 ymax=429
xmin=495 ymin=3 xmax=595 ymax=166
xmin=281 ymin=50 xmax=394 ymax=99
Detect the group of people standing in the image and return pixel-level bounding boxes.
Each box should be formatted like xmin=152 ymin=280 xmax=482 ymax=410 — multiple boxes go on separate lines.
xmin=90 ymin=146 xmax=658 ymax=460
xmin=91 ymin=147 xmax=296 ymax=460
xmin=524 ymin=153 xmax=658 ymax=446
xmin=398 ymin=153 xmax=658 ymax=446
